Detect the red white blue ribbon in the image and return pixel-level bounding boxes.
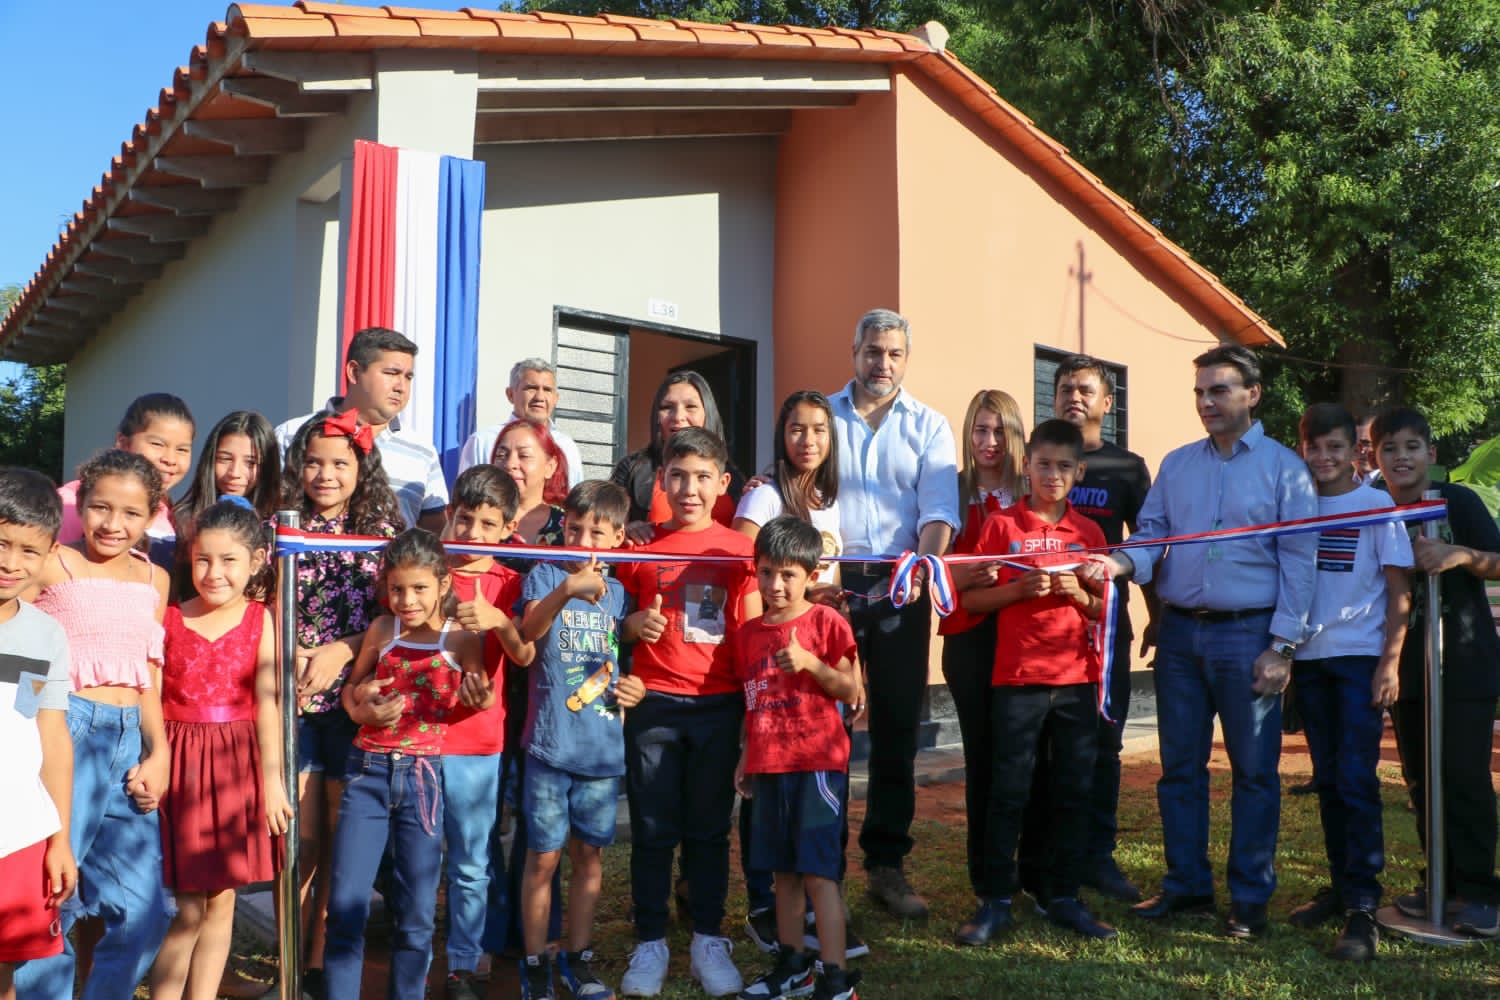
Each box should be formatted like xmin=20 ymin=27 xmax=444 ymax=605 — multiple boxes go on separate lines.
xmin=889 ymin=551 xmax=957 ymax=617
xmin=1094 ymin=566 xmax=1119 ymax=723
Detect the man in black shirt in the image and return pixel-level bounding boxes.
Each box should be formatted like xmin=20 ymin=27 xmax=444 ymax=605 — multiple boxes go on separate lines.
xmin=1040 ymin=355 xmax=1154 ymax=901
xmin=1373 ymin=407 xmax=1500 ymax=938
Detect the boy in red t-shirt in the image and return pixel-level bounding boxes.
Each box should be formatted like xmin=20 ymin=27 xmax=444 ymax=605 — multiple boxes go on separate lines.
xmin=615 ymin=427 xmax=755 ymax=998
xmin=442 ymin=465 xmax=532 ymax=994
xmin=956 ymin=419 xmax=1115 ymax=945
xmin=733 ymin=517 xmax=861 ymax=1000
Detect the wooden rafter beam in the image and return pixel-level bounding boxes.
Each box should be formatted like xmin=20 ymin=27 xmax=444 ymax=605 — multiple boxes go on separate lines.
xmin=477 ymin=90 xmax=858 ymax=113
xmin=220 ymin=77 xmax=349 ymax=117
xmin=241 ymin=51 xmax=373 ymax=92
xmin=154 ymin=155 xmax=271 ymax=188
xmin=129 ymin=185 xmax=240 ymax=214
xmin=107 ymin=214 xmax=212 ymax=242
xmin=183 ymin=118 xmax=306 ymax=155
xmin=475 ymin=109 xmax=790 ymax=145
xmin=91 ymin=238 xmax=186 ymax=264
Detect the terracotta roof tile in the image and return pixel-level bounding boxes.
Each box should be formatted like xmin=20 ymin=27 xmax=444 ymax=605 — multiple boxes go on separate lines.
xmin=0 ymin=3 xmax=1280 ymax=353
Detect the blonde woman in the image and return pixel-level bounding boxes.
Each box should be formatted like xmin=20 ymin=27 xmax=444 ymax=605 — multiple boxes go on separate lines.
xmin=941 ymin=390 xmax=1027 ymax=945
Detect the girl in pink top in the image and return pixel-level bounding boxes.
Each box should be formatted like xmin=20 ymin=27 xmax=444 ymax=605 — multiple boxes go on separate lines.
xmin=21 ymin=450 xmax=173 ymax=1000
xmin=148 ymin=499 xmax=292 ymax=1000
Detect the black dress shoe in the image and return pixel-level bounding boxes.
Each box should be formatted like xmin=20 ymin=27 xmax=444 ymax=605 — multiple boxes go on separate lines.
xmin=1288 ymin=886 xmax=1341 ymax=928
xmin=1225 ymin=900 xmax=1269 ymax=938
xmin=1084 ymin=857 xmax=1143 ymax=903
xmin=1047 ymin=897 xmax=1120 ymax=940
xmin=955 ymin=899 xmax=1012 ymax=946
xmin=1130 ymin=892 xmax=1216 ymax=920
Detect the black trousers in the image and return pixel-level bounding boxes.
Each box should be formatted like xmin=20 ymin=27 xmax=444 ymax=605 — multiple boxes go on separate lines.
xmin=939 ymin=617 xmax=998 ymax=896
xmin=844 ymin=563 xmax=933 ymax=870
xmin=984 ymin=683 xmax=1098 ymax=902
xmin=625 ymin=690 xmax=743 ymax=939
xmin=1390 ymin=696 xmax=1500 ymax=904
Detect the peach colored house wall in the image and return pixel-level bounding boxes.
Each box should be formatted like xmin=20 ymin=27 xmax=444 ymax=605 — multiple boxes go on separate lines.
xmin=772 ymin=92 xmax=901 ymax=407
xmin=774 ymin=71 xmax=1241 ymax=685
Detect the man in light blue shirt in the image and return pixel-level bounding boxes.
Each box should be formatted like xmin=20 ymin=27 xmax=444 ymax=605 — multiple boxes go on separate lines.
xmin=830 ymin=308 xmax=959 ymax=920
xmin=1101 ymin=345 xmax=1316 ymax=938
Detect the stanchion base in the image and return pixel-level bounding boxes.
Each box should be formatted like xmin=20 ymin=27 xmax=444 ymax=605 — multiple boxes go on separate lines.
xmin=1375 ymin=905 xmax=1476 ymax=947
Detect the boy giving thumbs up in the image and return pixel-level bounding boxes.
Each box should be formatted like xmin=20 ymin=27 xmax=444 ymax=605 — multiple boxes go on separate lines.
xmin=731 ymin=517 xmax=864 ymax=1000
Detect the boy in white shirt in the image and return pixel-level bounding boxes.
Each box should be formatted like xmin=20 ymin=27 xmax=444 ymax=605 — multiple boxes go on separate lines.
xmin=0 ymin=468 xmax=77 ymax=999
xmin=1287 ymin=404 xmax=1411 ymax=961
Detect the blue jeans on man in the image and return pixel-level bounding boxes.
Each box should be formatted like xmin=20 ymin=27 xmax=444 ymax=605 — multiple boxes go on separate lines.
xmin=1293 ymin=655 xmax=1385 ymax=910
xmin=1154 ymin=610 xmax=1282 ymax=904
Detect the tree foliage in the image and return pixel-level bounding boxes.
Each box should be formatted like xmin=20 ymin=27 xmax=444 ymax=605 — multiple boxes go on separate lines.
xmin=0 ymin=285 xmax=66 ymax=482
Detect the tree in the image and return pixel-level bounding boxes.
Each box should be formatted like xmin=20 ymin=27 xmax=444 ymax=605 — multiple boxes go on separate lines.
xmin=952 ymin=1 xmax=1500 ymax=444
xmin=0 ymin=284 xmax=67 ymax=481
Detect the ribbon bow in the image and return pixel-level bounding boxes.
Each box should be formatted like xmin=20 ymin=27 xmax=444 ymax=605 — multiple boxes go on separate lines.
xmin=324 ymin=409 xmax=375 ymax=454
xmin=889 ymin=551 xmax=957 ymax=617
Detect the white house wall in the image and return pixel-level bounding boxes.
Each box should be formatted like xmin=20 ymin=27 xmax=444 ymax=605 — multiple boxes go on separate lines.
xmin=475 ymin=136 xmax=777 ymax=470
xmin=63 ymin=93 xmax=380 ymax=480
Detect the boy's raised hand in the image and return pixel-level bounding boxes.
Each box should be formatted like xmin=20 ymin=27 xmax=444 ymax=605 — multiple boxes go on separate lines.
xmin=457 ymin=587 xmax=508 ymax=633
xmin=774 ymin=627 xmax=819 ymax=674
xmin=635 ymin=594 xmax=668 ymax=644
xmin=616 ymin=673 xmax=647 ymax=708
xmin=566 ymin=554 xmax=609 ymax=604
xmin=459 ymin=669 xmax=496 ymax=710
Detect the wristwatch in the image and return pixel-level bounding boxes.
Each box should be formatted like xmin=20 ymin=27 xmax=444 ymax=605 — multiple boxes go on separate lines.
xmin=1272 ymin=640 xmax=1296 ymax=660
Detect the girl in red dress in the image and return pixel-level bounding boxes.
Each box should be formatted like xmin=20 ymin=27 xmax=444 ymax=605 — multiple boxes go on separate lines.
xmin=150 ymin=499 xmax=292 ymax=1000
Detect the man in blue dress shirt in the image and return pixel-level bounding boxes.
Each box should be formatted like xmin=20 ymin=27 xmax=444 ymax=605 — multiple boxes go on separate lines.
xmin=1100 ymin=345 xmax=1316 ymax=938
xmin=830 ymin=308 xmax=960 ymax=920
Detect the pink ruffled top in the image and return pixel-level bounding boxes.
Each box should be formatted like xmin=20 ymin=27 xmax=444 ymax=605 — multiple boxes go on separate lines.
xmin=34 ymin=548 xmax=163 ymax=692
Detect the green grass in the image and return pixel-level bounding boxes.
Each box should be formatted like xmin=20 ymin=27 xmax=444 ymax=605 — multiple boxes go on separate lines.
xmin=222 ymin=758 xmax=1499 ymax=998
xmin=570 ymin=761 xmax=1498 ymax=1000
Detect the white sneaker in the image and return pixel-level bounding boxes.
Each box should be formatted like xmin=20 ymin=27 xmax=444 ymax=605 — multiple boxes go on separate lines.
xmin=689 ymin=932 xmax=744 ymax=997
xmin=621 ymin=939 xmax=669 ymax=997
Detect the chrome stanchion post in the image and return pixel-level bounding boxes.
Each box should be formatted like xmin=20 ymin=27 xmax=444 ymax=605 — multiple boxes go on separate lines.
xmin=1421 ymin=490 xmax=1447 ymax=932
xmin=277 ymin=510 xmax=303 ymax=999
xmin=1376 ymin=490 xmax=1469 ymax=945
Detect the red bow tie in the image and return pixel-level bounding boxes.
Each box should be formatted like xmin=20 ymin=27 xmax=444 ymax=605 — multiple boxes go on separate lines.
xmin=325 ymin=409 xmax=375 ymax=454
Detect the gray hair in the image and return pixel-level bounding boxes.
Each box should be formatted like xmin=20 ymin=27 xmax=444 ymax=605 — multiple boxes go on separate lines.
xmin=509 ymin=357 xmax=557 ymax=391
xmin=853 ymin=308 xmax=910 ymax=351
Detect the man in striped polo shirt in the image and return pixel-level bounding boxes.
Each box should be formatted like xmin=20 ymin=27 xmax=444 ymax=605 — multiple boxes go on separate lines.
xmin=275 ymin=326 xmax=449 ymax=533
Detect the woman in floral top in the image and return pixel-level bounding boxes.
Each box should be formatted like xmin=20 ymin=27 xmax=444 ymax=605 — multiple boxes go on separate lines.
xmin=279 ymin=413 xmax=402 ymax=994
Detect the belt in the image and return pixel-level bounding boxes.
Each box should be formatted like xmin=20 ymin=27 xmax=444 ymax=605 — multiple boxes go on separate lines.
xmin=1164 ymin=605 xmax=1274 ymax=623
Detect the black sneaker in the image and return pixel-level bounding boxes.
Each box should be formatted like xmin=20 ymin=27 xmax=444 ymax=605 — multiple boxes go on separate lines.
xmin=559 ymin=948 xmax=615 ymax=999
xmin=800 ymin=911 xmax=870 ymax=960
xmin=447 ymin=970 xmax=482 ymax=1000
xmin=1084 ymin=857 xmax=1142 ymax=903
xmin=1332 ymin=909 xmax=1378 ymax=961
xmin=746 ymin=908 xmax=779 ymax=954
xmin=811 ymin=963 xmax=861 ymax=1000
xmin=737 ymin=945 xmax=814 ymax=999
xmin=521 ymin=953 xmax=556 ymax=1000
xmin=1288 ymin=886 xmax=1341 ymax=928
xmin=1046 ymin=897 xmax=1119 ymax=941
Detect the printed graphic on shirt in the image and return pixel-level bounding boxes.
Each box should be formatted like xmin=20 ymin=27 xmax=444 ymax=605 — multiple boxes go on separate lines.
xmin=555 ymin=605 xmax=621 ymax=719
xmin=1 ymin=654 xmax=49 ymax=719
xmin=1006 ymin=535 xmax=1086 ymax=570
xmin=1316 ymin=527 xmax=1359 ymax=573
xmin=683 ymin=583 xmax=728 ymax=644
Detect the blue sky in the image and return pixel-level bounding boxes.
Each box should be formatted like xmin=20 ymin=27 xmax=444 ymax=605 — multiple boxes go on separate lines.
xmin=0 ymin=1 xmax=479 ymax=295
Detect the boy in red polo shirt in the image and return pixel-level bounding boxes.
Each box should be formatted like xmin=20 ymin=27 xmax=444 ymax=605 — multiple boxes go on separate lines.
xmin=615 ymin=427 xmax=755 ymax=998
xmin=956 ymin=419 xmax=1114 ymax=944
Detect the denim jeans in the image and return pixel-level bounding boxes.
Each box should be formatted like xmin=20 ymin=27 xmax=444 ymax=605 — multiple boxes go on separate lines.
xmin=16 ymin=697 xmax=170 ymax=1000
xmin=326 ymin=750 xmax=445 ymax=1000
xmin=442 ymin=752 xmax=502 ymax=973
xmin=1293 ymin=656 xmax=1385 ymax=910
xmin=1154 ymin=610 xmax=1281 ymax=903
xmin=625 ymin=690 xmax=742 ymax=940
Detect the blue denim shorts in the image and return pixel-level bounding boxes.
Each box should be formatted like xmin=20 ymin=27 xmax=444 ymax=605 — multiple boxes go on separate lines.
xmin=298 ymin=708 xmax=360 ymax=781
xmin=523 ymin=756 xmax=621 ymax=852
xmin=748 ymin=770 xmax=846 ymax=881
